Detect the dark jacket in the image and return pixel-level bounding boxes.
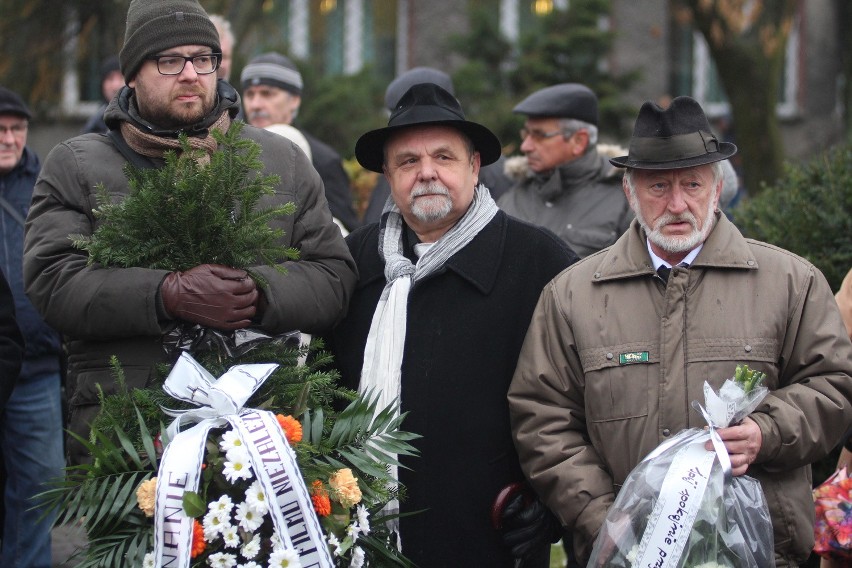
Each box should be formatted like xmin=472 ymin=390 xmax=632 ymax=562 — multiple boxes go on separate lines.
xmin=0 ymin=271 xmax=23 ymax=410
xmin=329 ymin=210 xmax=577 ymax=567
xmin=498 ymin=149 xmax=633 ymax=257
xmin=0 ymin=147 xmax=61 ymax=379
xmin=24 ymin=82 xmax=357 ymax=464
xmin=301 ymin=130 xmax=360 ymax=232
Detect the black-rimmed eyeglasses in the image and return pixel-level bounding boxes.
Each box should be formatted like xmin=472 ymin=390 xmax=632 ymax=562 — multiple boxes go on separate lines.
xmin=519 ymin=127 xmax=568 ymax=142
xmin=147 ymin=54 xmax=221 ymax=76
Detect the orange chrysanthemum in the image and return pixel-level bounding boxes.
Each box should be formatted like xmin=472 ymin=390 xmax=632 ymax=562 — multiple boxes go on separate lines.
xmin=190 ymin=519 xmax=206 ymax=558
xmin=311 ymin=480 xmax=332 ymax=517
xmin=276 ymin=414 xmax=303 ymax=444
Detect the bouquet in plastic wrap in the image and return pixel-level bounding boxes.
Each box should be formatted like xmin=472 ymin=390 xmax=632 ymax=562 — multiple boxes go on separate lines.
xmin=813 ymin=465 xmax=852 ymax=561
xmin=587 ymin=365 xmax=775 ymax=567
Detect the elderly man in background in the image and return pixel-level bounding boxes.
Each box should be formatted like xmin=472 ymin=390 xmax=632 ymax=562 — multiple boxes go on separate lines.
xmin=240 ymin=52 xmax=360 ymax=232
xmin=208 ymin=14 xmax=235 ymax=83
xmin=0 ymin=85 xmax=56 ymax=567
xmin=499 ymin=83 xmax=632 ymax=257
xmin=508 ymin=96 xmax=852 ymax=567
xmin=329 ymin=82 xmax=576 ymax=567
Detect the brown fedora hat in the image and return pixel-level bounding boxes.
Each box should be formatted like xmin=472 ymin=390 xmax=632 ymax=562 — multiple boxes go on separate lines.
xmin=610 ymin=96 xmax=736 ymax=170
xmin=355 ymin=82 xmax=502 ymax=173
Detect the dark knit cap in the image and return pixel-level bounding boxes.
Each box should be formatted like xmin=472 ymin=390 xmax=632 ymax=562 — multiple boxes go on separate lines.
xmin=0 ymin=86 xmax=32 ymax=120
xmin=240 ymin=52 xmax=303 ymax=96
xmin=119 ymin=0 xmax=221 ymax=82
xmin=100 ymin=55 xmax=121 ymax=83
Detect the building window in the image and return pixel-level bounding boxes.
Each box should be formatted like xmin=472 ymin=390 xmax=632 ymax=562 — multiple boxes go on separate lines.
xmin=688 ymin=18 xmax=800 ymax=118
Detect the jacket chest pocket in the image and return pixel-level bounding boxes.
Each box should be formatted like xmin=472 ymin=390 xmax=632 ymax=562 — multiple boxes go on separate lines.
xmin=580 ymin=341 xmax=659 ymax=422
xmin=687 ymin=337 xmax=779 ymax=388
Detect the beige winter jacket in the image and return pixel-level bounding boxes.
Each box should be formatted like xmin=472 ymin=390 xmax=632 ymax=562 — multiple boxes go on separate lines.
xmin=509 ymin=213 xmax=852 ymax=567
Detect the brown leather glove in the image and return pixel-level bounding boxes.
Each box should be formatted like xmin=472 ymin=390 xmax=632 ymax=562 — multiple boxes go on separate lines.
xmin=160 ymin=264 xmax=259 ymax=330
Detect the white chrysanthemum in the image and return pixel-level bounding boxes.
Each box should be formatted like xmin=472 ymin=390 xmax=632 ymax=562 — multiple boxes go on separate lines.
xmin=240 ymin=562 xmax=261 ymax=568
xmin=327 ymin=533 xmax=342 ymax=557
xmin=222 ymin=524 xmax=240 ymax=548
xmin=209 ymin=494 xmax=235 ymax=516
xmin=349 ymin=546 xmax=366 ymax=568
xmin=235 ymin=501 xmax=264 ymax=532
xmin=346 ymin=522 xmax=361 ymax=541
xmin=220 ymin=429 xmax=244 ymax=452
xmin=142 ymin=552 xmax=156 ymax=568
xmin=245 ymin=480 xmax=269 ymax=515
xmin=241 ymin=533 xmax=261 ymax=560
xmin=223 ymin=449 xmax=254 ymax=483
xmin=207 ymin=551 xmax=238 ymax=567
xmin=268 ymin=548 xmax=302 ymax=568
xmin=203 ymin=509 xmax=232 ymax=538
xmin=355 ymin=505 xmax=370 ymax=535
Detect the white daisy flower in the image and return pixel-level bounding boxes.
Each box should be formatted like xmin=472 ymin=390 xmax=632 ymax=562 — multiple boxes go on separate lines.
xmin=235 ymin=501 xmax=264 ymax=532
xmin=220 ymin=429 xmax=244 ymax=452
xmin=346 ymin=522 xmax=361 ymax=540
xmin=203 ymin=509 xmax=232 ymax=538
xmin=223 ymin=450 xmax=254 ymax=483
xmin=327 ymin=533 xmax=342 ymax=557
xmin=245 ymin=480 xmax=269 ymax=515
xmin=240 ymin=562 xmax=261 ymax=568
xmin=142 ymin=552 xmax=156 ymax=568
xmin=355 ymin=505 xmax=370 ymax=535
xmin=209 ymin=494 xmax=235 ymax=516
xmin=268 ymin=548 xmax=302 ymax=568
xmin=349 ymin=546 xmax=366 ymax=568
xmin=222 ymin=524 xmax=240 ymax=548
xmin=207 ymin=551 xmax=238 ymax=567
xmin=241 ymin=533 xmax=261 ymax=560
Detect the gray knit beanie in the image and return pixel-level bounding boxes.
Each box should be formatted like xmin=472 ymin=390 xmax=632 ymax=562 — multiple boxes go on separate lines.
xmin=240 ymin=52 xmax=303 ymax=96
xmin=119 ymin=0 xmax=221 ymax=82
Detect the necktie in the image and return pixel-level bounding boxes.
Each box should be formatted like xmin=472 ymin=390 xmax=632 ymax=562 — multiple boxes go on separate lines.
xmin=657 ymin=263 xmax=689 ymax=283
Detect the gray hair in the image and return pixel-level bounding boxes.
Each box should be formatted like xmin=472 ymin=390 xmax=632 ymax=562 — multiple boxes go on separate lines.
xmin=558 ymin=118 xmax=598 ymax=147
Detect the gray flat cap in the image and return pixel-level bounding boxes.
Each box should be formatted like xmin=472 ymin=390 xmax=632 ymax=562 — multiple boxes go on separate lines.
xmin=513 ymin=83 xmax=598 ymax=126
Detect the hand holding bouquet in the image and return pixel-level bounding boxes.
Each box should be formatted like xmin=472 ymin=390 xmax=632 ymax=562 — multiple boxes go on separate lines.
xmin=587 ymin=365 xmax=774 ymax=568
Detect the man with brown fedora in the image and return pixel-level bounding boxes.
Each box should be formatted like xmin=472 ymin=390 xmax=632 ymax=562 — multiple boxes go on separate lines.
xmin=508 ymin=96 xmax=852 ymax=567
xmin=327 ymin=82 xmax=577 ymax=566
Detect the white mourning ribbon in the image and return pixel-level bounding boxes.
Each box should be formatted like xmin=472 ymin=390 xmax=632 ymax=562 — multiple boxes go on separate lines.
xmin=632 ymin=403 xmax=732 ymax=568
xmin=153 ymin=352 xmax=333 ymax=568
xmin=359 ymin=185 xmax=498 ymax=536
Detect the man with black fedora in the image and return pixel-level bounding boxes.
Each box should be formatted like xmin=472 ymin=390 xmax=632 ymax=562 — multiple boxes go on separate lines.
xmin=508 ymin=96 xmax=852 ymax=567
xmin=328 ymin=82 xmax=577 ymax=566
xmin=498 ymin=83 xmax=632 ymax=258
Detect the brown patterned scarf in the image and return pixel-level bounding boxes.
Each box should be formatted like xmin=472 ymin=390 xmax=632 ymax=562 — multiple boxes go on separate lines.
xmin=120 ymin=111 xmax=231 ymax=165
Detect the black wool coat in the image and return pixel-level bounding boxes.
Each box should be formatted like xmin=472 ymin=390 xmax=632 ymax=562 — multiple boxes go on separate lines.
xmin=329 ymin=210 xmax=577 ymax=567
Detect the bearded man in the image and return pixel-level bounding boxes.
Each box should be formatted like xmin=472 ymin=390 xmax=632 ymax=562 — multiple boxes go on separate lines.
xmin=328 ymin=82 xmax=577 ymax=566
xmin=508 ymin=96 xmax=852 ymax=567
xmin=23 ymin=0 xmax=356 ymax=466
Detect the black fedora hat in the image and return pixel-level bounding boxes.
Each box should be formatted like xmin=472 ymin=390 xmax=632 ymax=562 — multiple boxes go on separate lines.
xmin=610 ymin=96 xmax=736 ymax=170
xmin=355 ymin=82 xmax=502 ymax=173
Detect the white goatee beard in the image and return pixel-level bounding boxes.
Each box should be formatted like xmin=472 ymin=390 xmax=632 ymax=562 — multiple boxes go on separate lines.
xmin=632 ymin=192 xmax=717 ymax=254
xmin=410 ymin=181 xmax=452 ymax=223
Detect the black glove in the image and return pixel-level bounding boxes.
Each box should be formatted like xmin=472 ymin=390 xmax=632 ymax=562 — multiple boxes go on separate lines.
xmin=160 ymin=264 xmax=258 ymax=330
xmin=493 ymin=482 xmax=562 ymax=560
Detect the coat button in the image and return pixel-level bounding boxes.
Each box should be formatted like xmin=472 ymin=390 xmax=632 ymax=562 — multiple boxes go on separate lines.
xmin=606 ymin=353 xmax=613 ymax=360
xmin=744 ymin=345 xmax=752 ymax=352
xmin=747 ymin=260 xmax=755 ymax=266
xmin=662 ymin=428 xmax=671 ymax=437
xmin=594 ymin=272 xmax=601 ymax=279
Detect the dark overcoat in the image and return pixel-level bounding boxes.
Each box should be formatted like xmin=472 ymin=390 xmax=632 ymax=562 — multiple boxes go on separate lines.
xmin=329 ymin=210 xmax=577 ymax=567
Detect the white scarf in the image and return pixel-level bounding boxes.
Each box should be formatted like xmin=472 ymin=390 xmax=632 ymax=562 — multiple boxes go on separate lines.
xmin=359 ymin=184 xmax=498 ymax=533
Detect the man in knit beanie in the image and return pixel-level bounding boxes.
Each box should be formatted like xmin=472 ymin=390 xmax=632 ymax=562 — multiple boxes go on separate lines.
xmin=23 ymin=0 xmax=356 ymax=467
xmin=241 ymin=52 xmax=360 ymax=233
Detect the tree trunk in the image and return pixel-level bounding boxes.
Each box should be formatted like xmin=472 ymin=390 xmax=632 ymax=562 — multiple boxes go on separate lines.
xmin=681 ymin=0 xmax=797 ymax=195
